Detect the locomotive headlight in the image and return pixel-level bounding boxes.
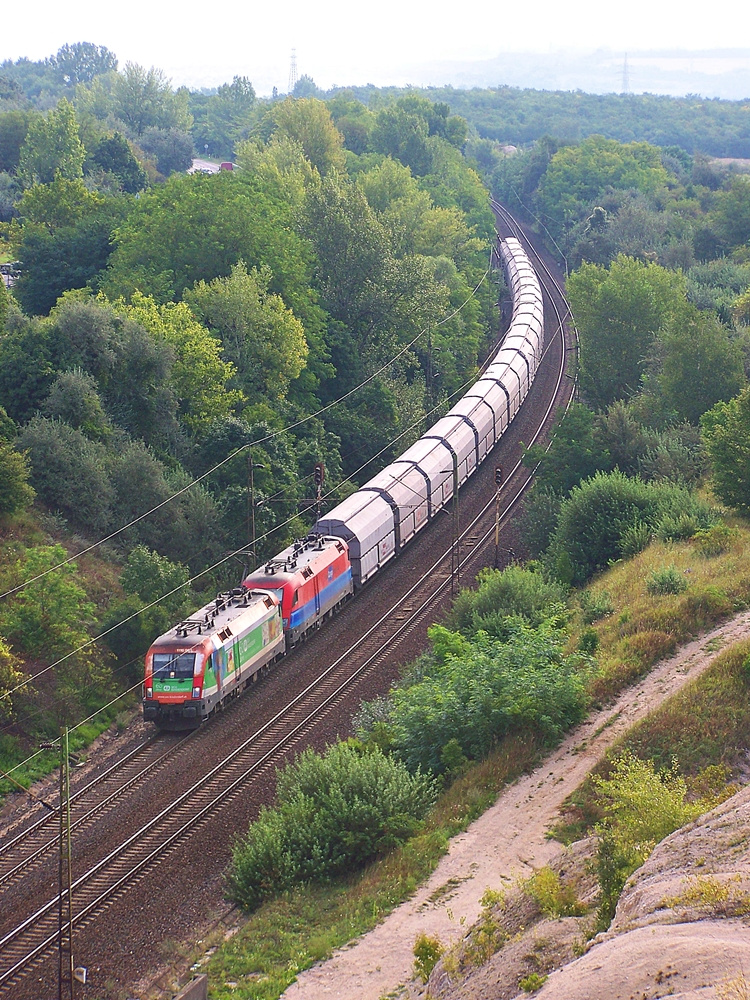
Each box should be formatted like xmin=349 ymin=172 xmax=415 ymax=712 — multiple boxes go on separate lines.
xmin=145 ymin=687 xmax=153 ymax=699
xmin=192 ymin=687 xmax=201 ymax=699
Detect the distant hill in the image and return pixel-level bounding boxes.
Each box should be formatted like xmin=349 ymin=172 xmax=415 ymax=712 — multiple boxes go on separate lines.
xmin=410 ymin=48 xmax=750 ymax=101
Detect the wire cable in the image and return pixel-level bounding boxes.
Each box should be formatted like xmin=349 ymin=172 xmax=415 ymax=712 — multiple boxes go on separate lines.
xmin=0 ymin=264 xmax=492 ymax=601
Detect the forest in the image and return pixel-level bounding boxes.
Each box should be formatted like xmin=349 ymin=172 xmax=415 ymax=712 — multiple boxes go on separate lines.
xmin=0 ymin=43 xmax=500 ymax=773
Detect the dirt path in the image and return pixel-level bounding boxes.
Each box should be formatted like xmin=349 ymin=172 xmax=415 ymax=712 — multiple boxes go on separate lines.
xmin=281 ymin=609 xmax=750 ymax=1000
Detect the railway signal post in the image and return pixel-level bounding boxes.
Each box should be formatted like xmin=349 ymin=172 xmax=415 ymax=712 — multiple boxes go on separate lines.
xmin=494 ymin=466 xmax=503 ymax=569
xmin=41 ymin=728 xmax=75 ymax=999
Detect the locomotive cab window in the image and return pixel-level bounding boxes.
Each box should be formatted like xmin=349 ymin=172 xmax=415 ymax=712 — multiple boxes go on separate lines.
xmin=292 ymin=590 xmax=299 ymax=606
xmin=152 ymin=653 xmax=196 ymax=679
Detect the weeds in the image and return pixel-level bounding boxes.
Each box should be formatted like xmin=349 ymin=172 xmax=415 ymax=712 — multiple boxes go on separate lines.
xmin=663 ymin=875 xmax=750 ymax=916
xmin=646 ymin=565 xmax=688 ymax=596
xmin=413 ymin=932 xmax=444 ymax=983
xmin=524 ymin=866 xmax=587 ymax=918
xmin=519 ymin=972 xmax=548 ymax=992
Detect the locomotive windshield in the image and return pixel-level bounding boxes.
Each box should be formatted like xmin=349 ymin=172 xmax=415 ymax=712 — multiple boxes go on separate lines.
xmin=152 ymin=653 xmax=196 ymax=679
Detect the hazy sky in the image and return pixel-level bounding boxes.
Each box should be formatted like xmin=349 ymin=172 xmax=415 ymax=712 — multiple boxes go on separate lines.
xmin=4 ymin=0 xmax=750 ymax=94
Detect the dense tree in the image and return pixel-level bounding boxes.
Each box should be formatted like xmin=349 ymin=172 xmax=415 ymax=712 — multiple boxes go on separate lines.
xmin=109 ymin=291 xmax=241 ymax=435
xmin=112 ymin=63 xmax=191 ymax=136
xmin=567 ymin=255 xmax=686 ymax=409
xmin=372 ymin=102 xmax=432 ymax=176
xmin=138 ymin=126 xmax=194 ymax=176
xmin=190 ymin=76 xmax=257 ymax=159
xmin=0 ymin=440 xmax=35 ymax=516
xmin=0 ymin=110 xmax=37 ymax=173
xmin=712 ymin=176 xmax=750 ymax=250
xmin=18 ymin=416 xmax=114 ymax=531
xmin=303 ymin=173 xmax=443 ymax=362
xmin=0 ymin=638 xmax=25 ymax=722
xmin=0 ymin=307 xmax=56 ymax=422
xmin=701 ymin=386 xmax=750 ymax=512
xmin=11 ymin=181 xmax=127 ymax=315
xmin=44 ymin=368 xmax=111 ymax=439
xmin=102 ymin=171 xmax=317 ymax=320
xmin=51 ymin=43 xmax=117 ymax=87
xmin=654 ymin=304 xmax=746 ymax=424
xmin=0 ymin=544 xmax=109 ymax=722
xmin=535 ymin=135 xmax=670 ymax=239
xmin=185 ymin=262 xmax=307 ymax=402
xmin=523 ymin=402 xmax=611 ymax=495
xmin=17 ymin=99 xmax=85 ymax=186
xmin=88 ymin=131 xmax=146 ymax=193
xmin=326 ymin=93 xmax=374 ymax=155
xmin=268 ymin=97 xmax=345 ymax=176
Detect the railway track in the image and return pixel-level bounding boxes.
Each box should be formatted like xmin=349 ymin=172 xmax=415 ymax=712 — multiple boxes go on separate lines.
xmin=0 ymin=206 xmax=577 ymax=997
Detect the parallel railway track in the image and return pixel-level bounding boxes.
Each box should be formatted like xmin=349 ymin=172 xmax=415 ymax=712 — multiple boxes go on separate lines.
xmin=0 ymin=206 xmax=577 ymax=997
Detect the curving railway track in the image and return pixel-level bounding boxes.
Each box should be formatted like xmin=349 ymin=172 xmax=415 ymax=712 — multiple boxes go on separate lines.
xmin=0 ymin=205 xmax=577 ymax=999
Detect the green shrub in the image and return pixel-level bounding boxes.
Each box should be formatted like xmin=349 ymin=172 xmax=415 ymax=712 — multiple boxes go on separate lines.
xmin=579 ymin=588 xmax=614 ymax=624
xmin=619 ymin=520 xmax=652 ymax=558
xmin=519 ymin=972 xmax=548 ymax=992
xmin=646 ymin=566 xmax=688 ymax=596
xmin=447 ymin=564 xmax=567 ymax=637
xmin=413 ymin=932 xmax=444 ymax=983
xmin=549 ymin=471 xmax=716 ymax=585
xmin=390 ymin=621 xmax=590 ymax=773
xmin=693 ymin=523 xmax=737 ymax=557
xmin=655 ymin=513 xmax=701 ymax=542
xmin=578 ymin=628 xmax=600 ymax=654
xmin=594 ymin=751 xmax=708 ymax=927
xmin=226 ymin=743 xmax=438 ymax=912
xmin=525 ymin=865 xmax=586 ymax=917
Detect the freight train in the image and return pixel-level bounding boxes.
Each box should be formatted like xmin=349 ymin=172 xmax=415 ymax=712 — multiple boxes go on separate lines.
xmin=143 ymin=236 xmax=544 ymax=728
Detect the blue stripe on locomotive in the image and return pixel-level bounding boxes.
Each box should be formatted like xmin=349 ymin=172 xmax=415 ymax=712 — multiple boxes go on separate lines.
xmin=288 ymin=565 xmax=353 ymax=630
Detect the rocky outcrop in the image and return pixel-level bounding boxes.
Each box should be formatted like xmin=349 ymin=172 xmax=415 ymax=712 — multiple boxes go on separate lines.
xmin=427 ymin=785 xmax=750 ymax=1000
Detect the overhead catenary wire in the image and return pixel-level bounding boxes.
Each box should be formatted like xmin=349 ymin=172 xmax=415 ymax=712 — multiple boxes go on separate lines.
xmin=0 ymin=345 xmax=494 ymax=716
xmin=0 ymin=263 xmax=493 ymax=602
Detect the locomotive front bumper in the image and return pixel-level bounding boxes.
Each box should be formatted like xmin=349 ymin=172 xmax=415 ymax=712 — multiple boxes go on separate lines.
xmin=143 ymin=699 xmax=201 ymax=727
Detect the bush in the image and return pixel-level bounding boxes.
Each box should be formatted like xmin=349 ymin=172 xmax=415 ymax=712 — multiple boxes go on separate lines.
xmin=693 ymin=523 xmax=737 ymax=557
xmin=18 ymin=416 xmax=114 ymax=532
xmin=594 ymin=751 xmax=708 ymax=927
xmin=413 ymin=933 xmax=444 ymax=983
xmin=549 ymin=471 xmax=716 ymax=585
xmin=226 ymin=743 xmax=437 ymax=912
xmin=447 ymin=565 xmax=567 ymax=637
xmin=389 ymin=621 xmax=590 ymax=773
xmin=519 ymin=486 xmax=562 ymax=559
xmin=619 ymin=520 xmax=652 ymax=558
xmin=579 ymin=588 xmax=614 ymax=624
xmin=0 ymin=439 xmax=35 ymax=516
xmin=646 ymin=566 xmax=688 ymax=596
xmin=655 ymin=512 xmax=701 ymax=542
xmin=524 ymin=865 xmax=586 ymax=917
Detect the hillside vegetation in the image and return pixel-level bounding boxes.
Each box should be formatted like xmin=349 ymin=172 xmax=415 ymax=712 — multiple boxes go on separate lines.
xmin=3 ymin=45 xmax=750 ymax=1000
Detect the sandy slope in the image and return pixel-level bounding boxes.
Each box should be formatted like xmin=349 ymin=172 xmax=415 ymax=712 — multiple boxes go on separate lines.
xmin=282 ymin=609 xmax=750 ymax=1000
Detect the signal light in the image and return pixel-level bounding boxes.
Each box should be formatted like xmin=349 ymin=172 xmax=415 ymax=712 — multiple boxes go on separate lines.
xmin=495 ymin=466 xmax=503 ymax=486
xmin=314 ymin=462 xmax=325 ymax=486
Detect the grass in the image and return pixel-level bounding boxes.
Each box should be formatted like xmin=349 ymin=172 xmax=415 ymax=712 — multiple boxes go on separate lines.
xmin=552 ymin=638 xmax=750 ymax=843
xmin=565 ymin=522 xmax=750 ymax=701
